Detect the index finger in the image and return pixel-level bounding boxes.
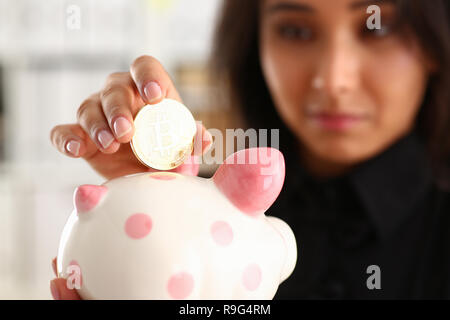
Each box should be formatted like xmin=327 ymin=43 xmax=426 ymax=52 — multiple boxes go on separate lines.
xmin=130 ymin=55 xmax=182 ymax=104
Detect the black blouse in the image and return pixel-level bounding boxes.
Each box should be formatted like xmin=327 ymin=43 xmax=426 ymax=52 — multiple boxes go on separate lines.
xmin=268 ymin=131 xmax=450 ymax=299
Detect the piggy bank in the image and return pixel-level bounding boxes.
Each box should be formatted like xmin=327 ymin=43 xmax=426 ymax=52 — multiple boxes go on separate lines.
xmin=57 ymin=147 xmax=297 ymax=299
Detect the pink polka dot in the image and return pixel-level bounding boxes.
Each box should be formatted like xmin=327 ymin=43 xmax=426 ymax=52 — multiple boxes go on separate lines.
xmin=242 ymin=263 xmax=262 ymax=291
xmin=149 ymin=173 xmax=177 ymax=180
xmin=68 ymin=260 xmax=83 ymax=287
xmin=210 ymin=221 xmax=233 ymax=246
xmin=167 ymin=272 xmax=194 ymax=299
xmin=125 ymin=213 xmax=153 ymax=239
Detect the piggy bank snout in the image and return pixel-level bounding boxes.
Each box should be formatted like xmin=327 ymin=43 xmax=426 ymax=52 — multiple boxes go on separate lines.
xmin=266 ymin=216 xmax=297 ymax=283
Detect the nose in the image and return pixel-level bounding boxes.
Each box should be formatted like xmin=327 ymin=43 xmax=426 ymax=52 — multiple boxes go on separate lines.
xmin=313 ymin=29 xmax=361 ymax=97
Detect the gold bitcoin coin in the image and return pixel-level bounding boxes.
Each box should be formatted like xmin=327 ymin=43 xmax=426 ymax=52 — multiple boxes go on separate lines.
xmin=130 ymin=99 xmax=197 ymax=170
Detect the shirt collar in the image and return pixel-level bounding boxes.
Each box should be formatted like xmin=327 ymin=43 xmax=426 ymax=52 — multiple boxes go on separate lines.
xmin=347 ymin=130 xmax=433 ymax=240
xmin=281 ymin=130 xmax=433 ymax=241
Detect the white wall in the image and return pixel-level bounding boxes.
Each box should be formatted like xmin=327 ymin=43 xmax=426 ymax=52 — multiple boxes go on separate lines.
xmin=0 ymin=0 xmax=222 ymax=299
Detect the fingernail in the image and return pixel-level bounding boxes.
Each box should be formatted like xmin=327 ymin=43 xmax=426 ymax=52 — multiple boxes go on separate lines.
xmin=66 ymin=140 xmax=80 ymax=157
xmin=50 ymin=280 xmax=60 ymax=300
xmin=143 ymin=81 xmax=162 ymax=103
xmin=98 ymin=130 xmax=114 ymax=149
xmin=113 ymin=117 xmax=132 ymax=138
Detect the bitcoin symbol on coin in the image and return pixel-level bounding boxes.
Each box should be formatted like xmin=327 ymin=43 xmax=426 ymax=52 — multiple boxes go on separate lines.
xmin=131 ymin=99 xmax=197 ymax=170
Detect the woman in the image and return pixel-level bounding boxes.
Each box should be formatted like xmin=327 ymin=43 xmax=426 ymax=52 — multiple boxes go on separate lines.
xmin=49 ymin=0 xmax=450 ymax=299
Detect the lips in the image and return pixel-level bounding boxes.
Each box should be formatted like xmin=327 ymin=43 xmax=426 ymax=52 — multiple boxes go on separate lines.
xmin=308 ymin=112 xmax=367 ymax=130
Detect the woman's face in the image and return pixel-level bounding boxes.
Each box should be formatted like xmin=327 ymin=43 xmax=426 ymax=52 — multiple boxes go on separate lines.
xmin=259 ymin=0 xmax=433 ymax=175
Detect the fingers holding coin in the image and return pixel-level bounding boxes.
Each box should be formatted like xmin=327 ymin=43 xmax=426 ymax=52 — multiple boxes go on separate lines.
xmin=76 ymin=93 xmax=121 ymax=154
xmin=131 ymin=99 xmax=200 ymax=170
xmin=99 ymin=55 xmax=188 ymax=149
xmin=51 ymin=54 xmax=214 ymax=178
xmin=100 ymin=72 xmax=141 ymax=144
xmin=130 ymin=55 xmax=182 ymax=105
xmin=128 ymin=56 xmax=212 ymax=170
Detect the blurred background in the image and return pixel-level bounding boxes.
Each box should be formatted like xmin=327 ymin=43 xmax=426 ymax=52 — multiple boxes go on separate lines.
xmin=0 ymin=0 xmax=241 ymax=299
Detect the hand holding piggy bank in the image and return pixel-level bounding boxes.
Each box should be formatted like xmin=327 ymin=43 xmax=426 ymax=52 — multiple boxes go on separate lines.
xmin=57 ymin=147 xmax=297 ymax=299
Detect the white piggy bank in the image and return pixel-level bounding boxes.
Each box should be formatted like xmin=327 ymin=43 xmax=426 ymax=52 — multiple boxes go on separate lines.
xmin=57 ymin=147 xmax=297 ymax=299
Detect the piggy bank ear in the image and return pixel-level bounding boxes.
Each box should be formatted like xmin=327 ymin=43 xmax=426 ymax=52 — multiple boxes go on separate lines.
xmin=73 ymin=185 xmax=108 ymax=214
xmin=212 ymin=147 xmax=285 ymax=217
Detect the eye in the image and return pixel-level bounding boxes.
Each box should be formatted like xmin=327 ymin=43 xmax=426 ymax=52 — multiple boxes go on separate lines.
xmin=362 ymin=22 xmax=395 ymax=39
xmin=277 ymin=24 xmax=314 ymax=41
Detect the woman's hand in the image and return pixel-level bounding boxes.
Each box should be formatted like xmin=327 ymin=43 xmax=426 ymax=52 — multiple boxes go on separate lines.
xmin=50 ymin=258 xmax=81 ymax=300
xmin=49 ymin=56 xmax=212 ymax=299
xmin=50 ymin=55 xmax=212 ymax=180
